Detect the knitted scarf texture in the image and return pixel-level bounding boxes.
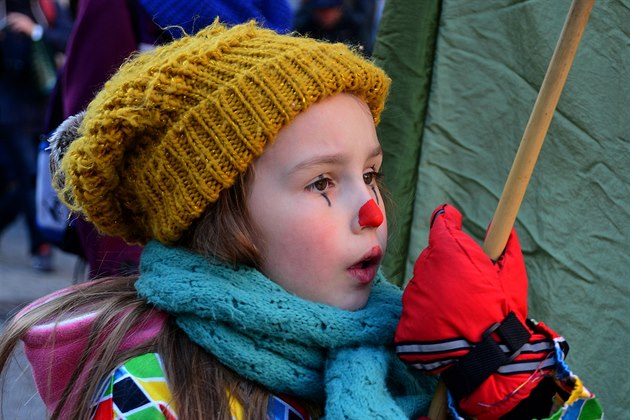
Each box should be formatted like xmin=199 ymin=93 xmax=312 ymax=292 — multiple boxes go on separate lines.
xmin=135 ymin=241 xmax=434 ymax=418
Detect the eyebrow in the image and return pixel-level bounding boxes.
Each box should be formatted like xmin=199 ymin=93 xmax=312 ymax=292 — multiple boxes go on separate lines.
xmin=288 ymin=145 xmax=383 ymax=175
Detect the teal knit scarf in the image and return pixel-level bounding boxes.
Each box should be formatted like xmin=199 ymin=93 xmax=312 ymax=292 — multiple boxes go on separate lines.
xmin=135 ymin=241 xmax=434 ymax=418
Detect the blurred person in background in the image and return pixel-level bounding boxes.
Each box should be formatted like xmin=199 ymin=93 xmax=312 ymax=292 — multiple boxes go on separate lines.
xmin=0 ymin=0 xmax=73 ymax=271
xmin=294 ymin=0 xmax=378 ymax=56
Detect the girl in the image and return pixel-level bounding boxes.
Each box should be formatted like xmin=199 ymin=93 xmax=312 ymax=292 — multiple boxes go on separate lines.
xmin=1 ymin=19 xmax=601 ymax=420
xmin=0 ymin=21 xmax=435 ymax=419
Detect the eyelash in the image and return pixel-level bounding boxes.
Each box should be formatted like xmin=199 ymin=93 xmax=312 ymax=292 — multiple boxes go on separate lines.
xmin=305 ymin=168 xmax=383 ymax=193
xmin=307 ymin=176 xmax=334 ymax=193
xmin=363 ymin=168 xmax=383 ymax=186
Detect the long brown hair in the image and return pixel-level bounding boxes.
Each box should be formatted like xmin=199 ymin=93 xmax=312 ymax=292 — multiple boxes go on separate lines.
xmin=0 ymin=173 xmax=320 ymax=419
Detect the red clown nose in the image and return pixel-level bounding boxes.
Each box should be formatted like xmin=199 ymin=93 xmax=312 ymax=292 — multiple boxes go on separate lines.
xmin=359 ymin=199 xmax=384 ymax=228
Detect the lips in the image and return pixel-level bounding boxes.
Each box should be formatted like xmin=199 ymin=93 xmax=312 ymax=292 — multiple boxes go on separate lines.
xmin=348 ymin=246 xmax=383 ymax=284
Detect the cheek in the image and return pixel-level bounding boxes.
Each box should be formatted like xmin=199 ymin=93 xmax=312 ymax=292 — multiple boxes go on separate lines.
xmin=270 ymin=211 xmax=338 ymax=259
xmin=377 ymin=221 xmax=388 ymax=251
xmin=260 ymin=207 xmax=341 ymax=274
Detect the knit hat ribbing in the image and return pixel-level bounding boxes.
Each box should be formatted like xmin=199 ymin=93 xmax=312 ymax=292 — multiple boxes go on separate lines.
xmin=57 ymin=20 xmax=390 ymax=245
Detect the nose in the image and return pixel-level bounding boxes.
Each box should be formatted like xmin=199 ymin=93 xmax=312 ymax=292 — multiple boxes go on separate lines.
xmin=358 ymin=199 xmax=384 ymax=228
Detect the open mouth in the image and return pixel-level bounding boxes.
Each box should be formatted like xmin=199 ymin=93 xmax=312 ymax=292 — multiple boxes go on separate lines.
xmin=348 ymin=246 xmax=383 ymax=284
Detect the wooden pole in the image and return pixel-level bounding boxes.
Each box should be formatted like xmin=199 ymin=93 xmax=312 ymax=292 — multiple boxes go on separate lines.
xmin=482 ymin=0 xmax=596 ymax=260
xmin=428 ymin=1 xmax=595 ymax=418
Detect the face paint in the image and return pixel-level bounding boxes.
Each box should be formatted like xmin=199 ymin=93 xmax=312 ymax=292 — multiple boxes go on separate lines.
xmin=371 ymin=186 xmax=380 ymax=205
xmin=358 ymin=199 xmax=383 ymax=228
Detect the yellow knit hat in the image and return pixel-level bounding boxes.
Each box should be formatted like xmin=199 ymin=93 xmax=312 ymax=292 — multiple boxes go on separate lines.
xmin=56 ymin=20 xmax=391 ymax=245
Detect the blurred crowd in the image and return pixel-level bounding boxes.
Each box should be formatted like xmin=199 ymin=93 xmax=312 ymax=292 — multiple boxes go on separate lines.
xmin=0 ymin=0 xmax=385 ymax=276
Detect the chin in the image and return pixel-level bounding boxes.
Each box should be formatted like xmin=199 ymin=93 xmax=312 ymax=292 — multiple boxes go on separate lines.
xmin=339 ymin=295 xmax=370 ymax=311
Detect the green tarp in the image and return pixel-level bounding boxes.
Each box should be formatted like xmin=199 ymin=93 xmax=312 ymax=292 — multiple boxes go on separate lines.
xmin=373 ymin=0 xmax=629 ymax=417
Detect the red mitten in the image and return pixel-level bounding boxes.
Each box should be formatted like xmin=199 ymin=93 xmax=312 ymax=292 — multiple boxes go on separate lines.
xmin=395 ymin=204 xmax=566 ymax=419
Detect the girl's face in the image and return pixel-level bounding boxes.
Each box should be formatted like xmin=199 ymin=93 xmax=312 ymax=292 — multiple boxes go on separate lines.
xmin=247 ymin=93 xmax=387 ymax=311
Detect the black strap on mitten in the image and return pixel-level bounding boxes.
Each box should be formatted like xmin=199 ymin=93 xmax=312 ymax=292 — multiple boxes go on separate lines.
xmin=442 ymin=312 xmax=531 ymax=402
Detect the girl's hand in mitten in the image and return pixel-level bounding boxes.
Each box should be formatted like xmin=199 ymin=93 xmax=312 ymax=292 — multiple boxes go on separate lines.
xmin=395 ymin=204 xmax=565 ymax=419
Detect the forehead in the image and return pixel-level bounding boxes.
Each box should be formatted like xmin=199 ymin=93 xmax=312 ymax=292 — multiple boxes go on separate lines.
xmin=256 ymin=93 xmax=379 ymax=168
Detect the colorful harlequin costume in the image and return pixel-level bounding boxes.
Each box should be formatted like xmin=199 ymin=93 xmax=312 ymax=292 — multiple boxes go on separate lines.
xmin=22 ymin=301 xmax=312 ymax=420
xmin=395 ymin=204 xmax=602 ymax=419
xmin=90 ymin=353 xmax=312 ymax=419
